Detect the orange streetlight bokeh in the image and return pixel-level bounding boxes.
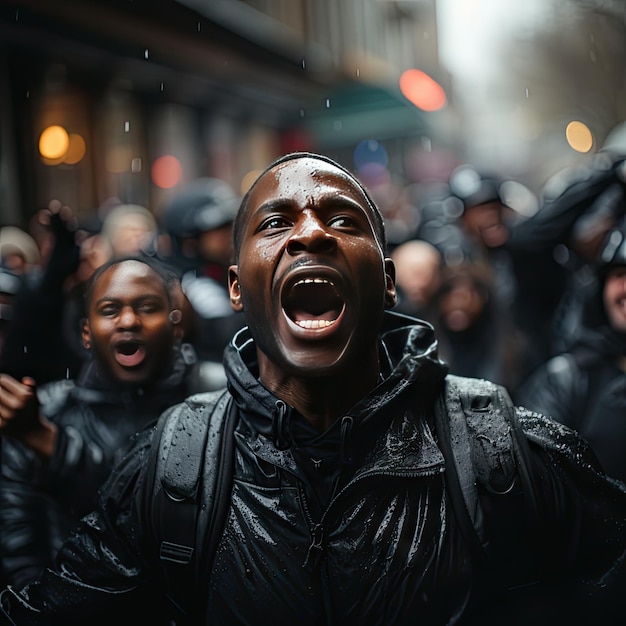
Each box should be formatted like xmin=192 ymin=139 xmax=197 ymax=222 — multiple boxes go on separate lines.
xmin=39 ymin=125 xmax=70 ymax=160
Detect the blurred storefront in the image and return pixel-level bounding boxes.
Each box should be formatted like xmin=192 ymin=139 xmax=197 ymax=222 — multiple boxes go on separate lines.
xmin=0 ymin=0 xmax=447 ymax=229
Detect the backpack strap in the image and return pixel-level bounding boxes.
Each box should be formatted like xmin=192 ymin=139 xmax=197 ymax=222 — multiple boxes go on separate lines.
xmin=434 ymin=375 xmax=542 ymax=567
xmin=144 ymin=388 xmax=238 ymax=622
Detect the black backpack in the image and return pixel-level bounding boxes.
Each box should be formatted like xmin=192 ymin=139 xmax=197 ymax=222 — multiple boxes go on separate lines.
xmin=146 ymin=375 xmax=541 ymax=622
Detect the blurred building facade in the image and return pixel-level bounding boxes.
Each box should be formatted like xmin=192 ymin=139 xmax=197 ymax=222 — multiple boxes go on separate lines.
xmin=0 ymin=0 xmax=451 ymax=229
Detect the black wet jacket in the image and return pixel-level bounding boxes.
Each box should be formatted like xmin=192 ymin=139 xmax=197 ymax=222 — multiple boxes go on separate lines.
xmin=1 ymin=313 xmax=626 ymax=625
xmin=0 ymin=343 xmax=198 ymax=590
xmin=518 ymin=322 xmax=626 ymax=484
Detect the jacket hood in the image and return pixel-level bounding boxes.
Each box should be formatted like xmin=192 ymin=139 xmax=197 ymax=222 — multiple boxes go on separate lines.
xmin=223 ymin=311 xmax=448 ymax=457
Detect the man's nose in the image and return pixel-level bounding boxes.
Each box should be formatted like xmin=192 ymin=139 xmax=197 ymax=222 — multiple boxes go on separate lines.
xmin=118 ymin=306 xmax=139 ymax=328
xmin=286 ymin=215 xmax=336 ymax=254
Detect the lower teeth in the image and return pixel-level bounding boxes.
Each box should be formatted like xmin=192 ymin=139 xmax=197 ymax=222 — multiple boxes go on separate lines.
xmin=296 ymin=319 xmax=334 ymax=329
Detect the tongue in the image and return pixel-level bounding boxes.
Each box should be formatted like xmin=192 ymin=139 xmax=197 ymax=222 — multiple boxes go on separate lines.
xmin=115 ymin=346 xmax=147 ymax=368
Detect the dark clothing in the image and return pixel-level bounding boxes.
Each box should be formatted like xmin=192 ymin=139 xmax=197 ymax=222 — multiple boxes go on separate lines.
xmin=0 ymin=343 xmax=198 ymax=590
xmin=1 ymin=313 xmax=626 ymax=624
xmin=429 ymin=284 xmax=525 ymax=396
xmin=0 ymin=214 xmax=83 ymax=383
xmin=517 ymin=321 xmax=626 ymax=483
xmin=507 ymin=154 xmax=626 ymax=370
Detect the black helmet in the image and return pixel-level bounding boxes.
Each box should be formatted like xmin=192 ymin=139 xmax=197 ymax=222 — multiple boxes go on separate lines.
xmin=162 ymin=178 xmax=240 ymax=240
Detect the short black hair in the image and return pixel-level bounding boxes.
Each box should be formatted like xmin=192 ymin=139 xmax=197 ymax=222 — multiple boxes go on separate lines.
xmin=84 ymin=255 xmax=179 ymax=310
xmin=232 ymin=152 xmax=388 ymax=262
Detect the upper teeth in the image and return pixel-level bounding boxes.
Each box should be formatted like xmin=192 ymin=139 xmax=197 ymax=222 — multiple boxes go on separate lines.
xmin=291 ymin=278 xmax=337 ymax=329
xmin=294 ymin=278 xmax=332 ymax=286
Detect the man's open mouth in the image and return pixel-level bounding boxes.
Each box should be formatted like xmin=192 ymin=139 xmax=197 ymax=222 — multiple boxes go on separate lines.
xmin=114 ymin=340 xmax=147 ymax=368
xmin=282 ymin=277 xmax=345 ymax=330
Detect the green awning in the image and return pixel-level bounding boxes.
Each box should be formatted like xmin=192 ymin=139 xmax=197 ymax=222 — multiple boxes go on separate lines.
xmin=305 ymin=81 xmax=427 ymax=148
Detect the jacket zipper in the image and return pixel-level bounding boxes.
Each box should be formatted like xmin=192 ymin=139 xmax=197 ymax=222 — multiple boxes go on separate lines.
xmin=296 ymin=465 xmax=442 ymax=626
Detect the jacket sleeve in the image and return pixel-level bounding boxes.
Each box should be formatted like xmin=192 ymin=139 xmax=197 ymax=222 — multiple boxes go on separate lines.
xmin=518 ymin=409 xmax=626 ymax=618
xmin=42 ymin=421 xmax=122 ymax=508
xmin=0 ymin=437 xmax=63 ymax=589
xmin=515 ymin=354 xmax=584 ymax=430
xmin=0 ymin=427 xmax=163 ymax=625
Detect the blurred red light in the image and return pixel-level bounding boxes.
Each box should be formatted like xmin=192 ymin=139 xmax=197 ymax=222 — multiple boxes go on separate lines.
xmin=399 ymin=69 xmax=446 ymax=112
xmin=151 ymin=155 xmax=182 ymax=189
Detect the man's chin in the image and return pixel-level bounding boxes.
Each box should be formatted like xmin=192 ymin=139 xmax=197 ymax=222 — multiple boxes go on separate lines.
xmin=110 ymin=367 xmax=152 ymax=387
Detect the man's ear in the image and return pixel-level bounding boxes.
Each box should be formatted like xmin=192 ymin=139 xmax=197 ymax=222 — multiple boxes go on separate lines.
xmin=169 ymin=309 xmax=184 ymax=341
xmin=384 ymin=258 xmax=397 ymax=309
xmin=80 ymin=318 xmax=91 ymax=349
xmin=228 ymin=265 xmax=243 ymax=312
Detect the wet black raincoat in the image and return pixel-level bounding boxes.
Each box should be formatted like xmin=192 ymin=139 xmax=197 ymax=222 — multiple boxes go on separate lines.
xmin=0 ymin=343 xmax=198 ymax=590
xmin=1 ymin=312 xmax=625 ymax=625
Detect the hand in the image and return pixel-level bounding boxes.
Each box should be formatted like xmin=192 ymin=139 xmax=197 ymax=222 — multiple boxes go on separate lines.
xmin=0 ymin=374 xmax=38 ymax=432
xmin=36 ymin=201 xmax=81 ymax=277
xmin=0 ymin=374 xmax=57 ymax=457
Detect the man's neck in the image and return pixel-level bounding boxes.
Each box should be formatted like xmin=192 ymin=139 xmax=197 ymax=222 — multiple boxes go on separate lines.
xmin=259 ymin=363 xmax=382 ymax=432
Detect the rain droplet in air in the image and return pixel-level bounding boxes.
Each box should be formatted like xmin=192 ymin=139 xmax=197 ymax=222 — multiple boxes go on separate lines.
xmin=144 ymin=49 xmax=149 ymax=59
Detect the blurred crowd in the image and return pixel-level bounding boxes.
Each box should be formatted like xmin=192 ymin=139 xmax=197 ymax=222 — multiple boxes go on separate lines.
xmin=2 ymin=146 xmax=626 ymax=424
xmin=1 ymin=142 xmax=626 ymax=593
xmin=0 ymin=178 xmax=248 ymax=390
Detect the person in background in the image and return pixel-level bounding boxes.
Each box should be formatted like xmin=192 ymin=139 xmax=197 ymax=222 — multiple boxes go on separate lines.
xmin=0 ymin=267 xmax=20 ymax=362
xmin=0 ymin=226 xmax=41 ymax=277
xmin=517 ymin=217 xmax=626 ymax=483
xmin=99 ymin=203 xmax=159 ymax=259
xmin=538 ymin=154 xmax=626 ymax=354
xmin=0 ymin=152 xmax=625 ymax=625
xmin=0 ymin=204 xmax=82 ymax=383
xmin=427 ymin=258 xmax=525 ymax=396
xmin=0 ymin=256 xmax=201 ymax=611
xmin=0 ymin=199 xmax=166 ymax=384
xmin=160 ymin=177 xmax=246 ymax=376
xmin=390 ymin=238 xmax=442 ymax=324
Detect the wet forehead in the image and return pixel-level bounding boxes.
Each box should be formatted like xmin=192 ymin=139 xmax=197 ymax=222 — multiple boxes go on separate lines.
xmin=247 ymin=157 xmax=374 ymax=214
xmin=94 ymin=261 xmax=165 ymax=299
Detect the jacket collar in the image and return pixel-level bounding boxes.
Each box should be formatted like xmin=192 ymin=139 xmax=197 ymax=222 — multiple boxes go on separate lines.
xmin=223 ymin=311 xmax=448 ymax=474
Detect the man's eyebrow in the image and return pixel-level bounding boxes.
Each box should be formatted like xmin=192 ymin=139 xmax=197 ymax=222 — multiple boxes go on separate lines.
xmin=94 ymin=294 xmax=163 ymax=306
xmin=255 ymin=194 xmax=368 ymax=214
xmin=317 ymin=194 xmax=369 ymax=212
xmin=254 ymin=199 xmax=294 ymax=214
